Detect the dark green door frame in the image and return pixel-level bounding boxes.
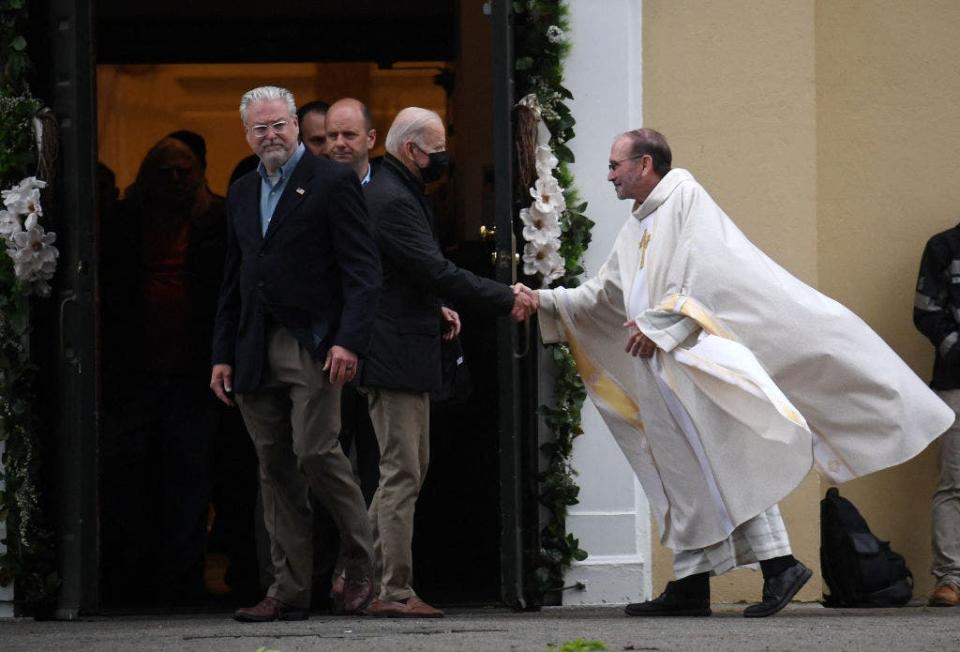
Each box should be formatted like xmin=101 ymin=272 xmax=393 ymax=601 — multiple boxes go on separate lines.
xmin=47 ymin=0 xmax=100 ymax=618
xmin=491 ymin=0 xmax=540 ymax=610
xmin=38 ymin=0 xmax=533 ymax=615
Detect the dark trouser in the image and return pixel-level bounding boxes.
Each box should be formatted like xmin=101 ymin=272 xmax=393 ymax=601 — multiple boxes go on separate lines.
xmin=100 ymin=374 xmax=215 ymax=599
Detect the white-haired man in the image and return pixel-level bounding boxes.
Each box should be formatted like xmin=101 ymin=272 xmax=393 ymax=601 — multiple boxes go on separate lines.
xmin=358 ymin=107 xmax=534 ymax=617
xmin=211 ymin=85 xmax=382 ymax=621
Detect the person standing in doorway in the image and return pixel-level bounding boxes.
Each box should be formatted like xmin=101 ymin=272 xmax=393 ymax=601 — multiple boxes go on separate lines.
xmin=298 ymin=100 xmax=330 ymax=158
xmin=326 ymin=97 xmax=378 ymax=185
xmin=100 ymin=134 xmax=225 ymax=606
xmin=359 ymin=107 xmax=535 ymax=617
xmin=211 ymin=85 xmax=382 ymax=622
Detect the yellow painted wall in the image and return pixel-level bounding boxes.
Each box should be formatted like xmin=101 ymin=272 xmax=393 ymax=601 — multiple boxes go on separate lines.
xmin=815 ymin=0 xmax=960 ymax=600
xmin=643 ymin=0 xmax=960 ymax=602
xmin=643 ymin=0 xmax=820 ymax=603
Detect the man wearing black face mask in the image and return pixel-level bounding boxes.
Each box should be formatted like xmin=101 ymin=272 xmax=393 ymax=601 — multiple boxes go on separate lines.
xmin=358 ymin=108 xmax=535 ymax=617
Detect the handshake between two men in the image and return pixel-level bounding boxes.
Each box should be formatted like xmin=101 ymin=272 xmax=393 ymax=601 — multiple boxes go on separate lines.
xmin=509 ymin=283 xmax=539 ymax=322
xmin=507 ymin=283 xmax=657 ymax=359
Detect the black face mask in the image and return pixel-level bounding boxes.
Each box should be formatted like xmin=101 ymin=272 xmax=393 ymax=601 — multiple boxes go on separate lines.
xmin=418 ymin=150 xmax=449 ymax=183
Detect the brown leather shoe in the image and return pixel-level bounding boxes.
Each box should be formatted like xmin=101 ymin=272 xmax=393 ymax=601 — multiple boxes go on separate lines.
xmin=341 ymin=577 xmax=374 ymax=614
xmin=929 ymin=583 xmax=960 ymax=607
xmin=366 ymin=596 xmax=444 ymax=618
xmin=233 ymin=596 xmax=309 ymax=622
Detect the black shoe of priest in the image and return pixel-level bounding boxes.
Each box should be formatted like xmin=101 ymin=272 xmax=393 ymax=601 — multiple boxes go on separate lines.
xmin=624 ymin=580 xmax=712 ymax=617
xmin=743 ymin=561 xmax=812 ymax=618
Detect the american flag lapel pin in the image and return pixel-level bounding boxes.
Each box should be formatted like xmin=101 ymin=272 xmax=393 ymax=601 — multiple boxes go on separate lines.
xmin=296 ymin=187 xmax=305 ymax=195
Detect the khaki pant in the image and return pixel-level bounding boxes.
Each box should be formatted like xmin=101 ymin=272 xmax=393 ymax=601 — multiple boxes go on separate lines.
xmin=237 ymin=327 xmax=373 ymax=608
xmin=363 ymin=386 xmax=430 ymax=602
xmin=933 ymin=390 xmax=960 ymax=587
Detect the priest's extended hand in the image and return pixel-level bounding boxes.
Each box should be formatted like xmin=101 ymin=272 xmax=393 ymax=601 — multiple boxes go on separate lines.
xmin=511 ymin=283 xmax=539 ymax=322
xmin=624 ymin=320 xmax=657 ymax=358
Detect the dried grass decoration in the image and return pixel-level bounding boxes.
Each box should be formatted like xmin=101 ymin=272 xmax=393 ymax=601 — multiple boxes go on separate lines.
xmin=516 ymin=99 xmax=539 ymax=192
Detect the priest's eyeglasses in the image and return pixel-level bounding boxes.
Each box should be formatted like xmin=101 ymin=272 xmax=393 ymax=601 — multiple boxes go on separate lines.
xmin=608 ymin=154 xmax=646 ymax=172
xmin=249 ymin=120 xmax=290 ymax=138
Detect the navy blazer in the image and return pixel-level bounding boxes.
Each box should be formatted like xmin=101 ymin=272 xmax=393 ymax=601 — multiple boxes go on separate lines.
xmin=360 ymin=155 xmax=513 ymax=393
xmin=212 ymin=152 xmax=382 ymax=393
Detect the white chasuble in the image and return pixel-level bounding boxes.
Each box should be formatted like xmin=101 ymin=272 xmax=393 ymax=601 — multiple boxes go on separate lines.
xmin=537 ymin=168 xmax=953 ymax=552
xmin=628 ymin=213 xmax=736 ymax=541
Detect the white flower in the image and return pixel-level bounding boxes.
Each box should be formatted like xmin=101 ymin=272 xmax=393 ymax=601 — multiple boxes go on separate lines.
xmin=520 ymin=206 xmax=561 ymax=245
xmin=531 ymin=176 xmax=567 ymax=214
xmin=536 ymin=120 xmax=552 ymax=147
xmin=523 ymin=239 xmax=565 ymax=285
xmin=10 ymin=226 xmax=59 ymax=283
xmin=535 ymin=145 xmax=559 ymax=177
xmin=4 ymin=175 xmax=46 ymax=194
xmin=1 ymin=177 xmax=58 ymax=296
xmin=2 ymin=184 xmax=43 ymax=218
xmin=0 ymin=209 xmax=22 ymax=241
xmin=546 ymin=25 xmax=565 ymax=44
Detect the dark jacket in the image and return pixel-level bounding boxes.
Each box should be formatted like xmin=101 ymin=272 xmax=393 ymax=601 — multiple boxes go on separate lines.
xmin=101 ymin=191 xmax=226 ymax=380
xmin=212 ymin=152 xmax=382 ymax=393
xmin=360 ymin=154 xmax=514 ymax=393
xmin=915 ymin=223 xmax=960 ymax=390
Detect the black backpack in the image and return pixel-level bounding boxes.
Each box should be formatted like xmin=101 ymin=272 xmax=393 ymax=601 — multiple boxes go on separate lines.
xmin=820 ymin=487 xmax=913 ymax=607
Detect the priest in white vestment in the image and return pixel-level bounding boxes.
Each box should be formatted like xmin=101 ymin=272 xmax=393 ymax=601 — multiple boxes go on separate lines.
xmin=515 ymin=129 xmax=953 ymax=618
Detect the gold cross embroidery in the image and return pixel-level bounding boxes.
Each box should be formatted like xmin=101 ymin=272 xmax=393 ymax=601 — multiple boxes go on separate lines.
xmin=638 ymin=230 xmax=652 ymax=269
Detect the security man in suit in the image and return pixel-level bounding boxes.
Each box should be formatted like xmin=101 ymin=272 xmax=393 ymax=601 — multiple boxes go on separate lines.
xmin=325 ymin=97 xmax=378 ymax=185
xmin=211 ymin=85 xmax=381 ymax=622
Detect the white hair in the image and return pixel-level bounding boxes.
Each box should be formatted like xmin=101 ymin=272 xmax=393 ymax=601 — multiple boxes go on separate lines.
xmin=239 ymin=86 xmax=297 ymax=124
xmin=385 ymin=107 xmax=442 ymax=156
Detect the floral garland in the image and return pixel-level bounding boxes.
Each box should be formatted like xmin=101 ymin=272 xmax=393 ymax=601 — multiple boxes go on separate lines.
xmin=1 ymin=177 xmax=59 ymax=298
xmin=514 ymin=0 xmax=595 ymax=600
xmin=0 ymin=0 xmax=61 ymax=616
xmin=519 ymin=94 xmax=565 ymax=285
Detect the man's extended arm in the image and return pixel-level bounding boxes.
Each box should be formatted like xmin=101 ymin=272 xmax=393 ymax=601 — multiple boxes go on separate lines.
xmin=375 ymin=195 xmax=515 ymax=314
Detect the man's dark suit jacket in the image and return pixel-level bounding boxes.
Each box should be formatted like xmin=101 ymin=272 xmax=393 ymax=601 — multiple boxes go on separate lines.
xmin=212 ymin=151 xmax=382 ymax=394
xmin=360 ymin=154 xmax=514 ymax=394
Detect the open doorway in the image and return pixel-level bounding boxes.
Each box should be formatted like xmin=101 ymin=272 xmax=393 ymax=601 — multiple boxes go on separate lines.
xmin=94 ymin=1 xmax=505 ymax=611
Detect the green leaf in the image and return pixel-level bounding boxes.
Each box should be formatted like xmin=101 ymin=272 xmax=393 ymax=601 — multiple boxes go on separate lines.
xmin=554 ymin=143 xmax=575 ymax=163
xmin=10 ymin=36 xmax=26 ymax=52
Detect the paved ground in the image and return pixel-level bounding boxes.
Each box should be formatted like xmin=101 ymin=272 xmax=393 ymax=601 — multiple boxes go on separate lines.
xmin=2 ymin=603 xmax=959 ymax=651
